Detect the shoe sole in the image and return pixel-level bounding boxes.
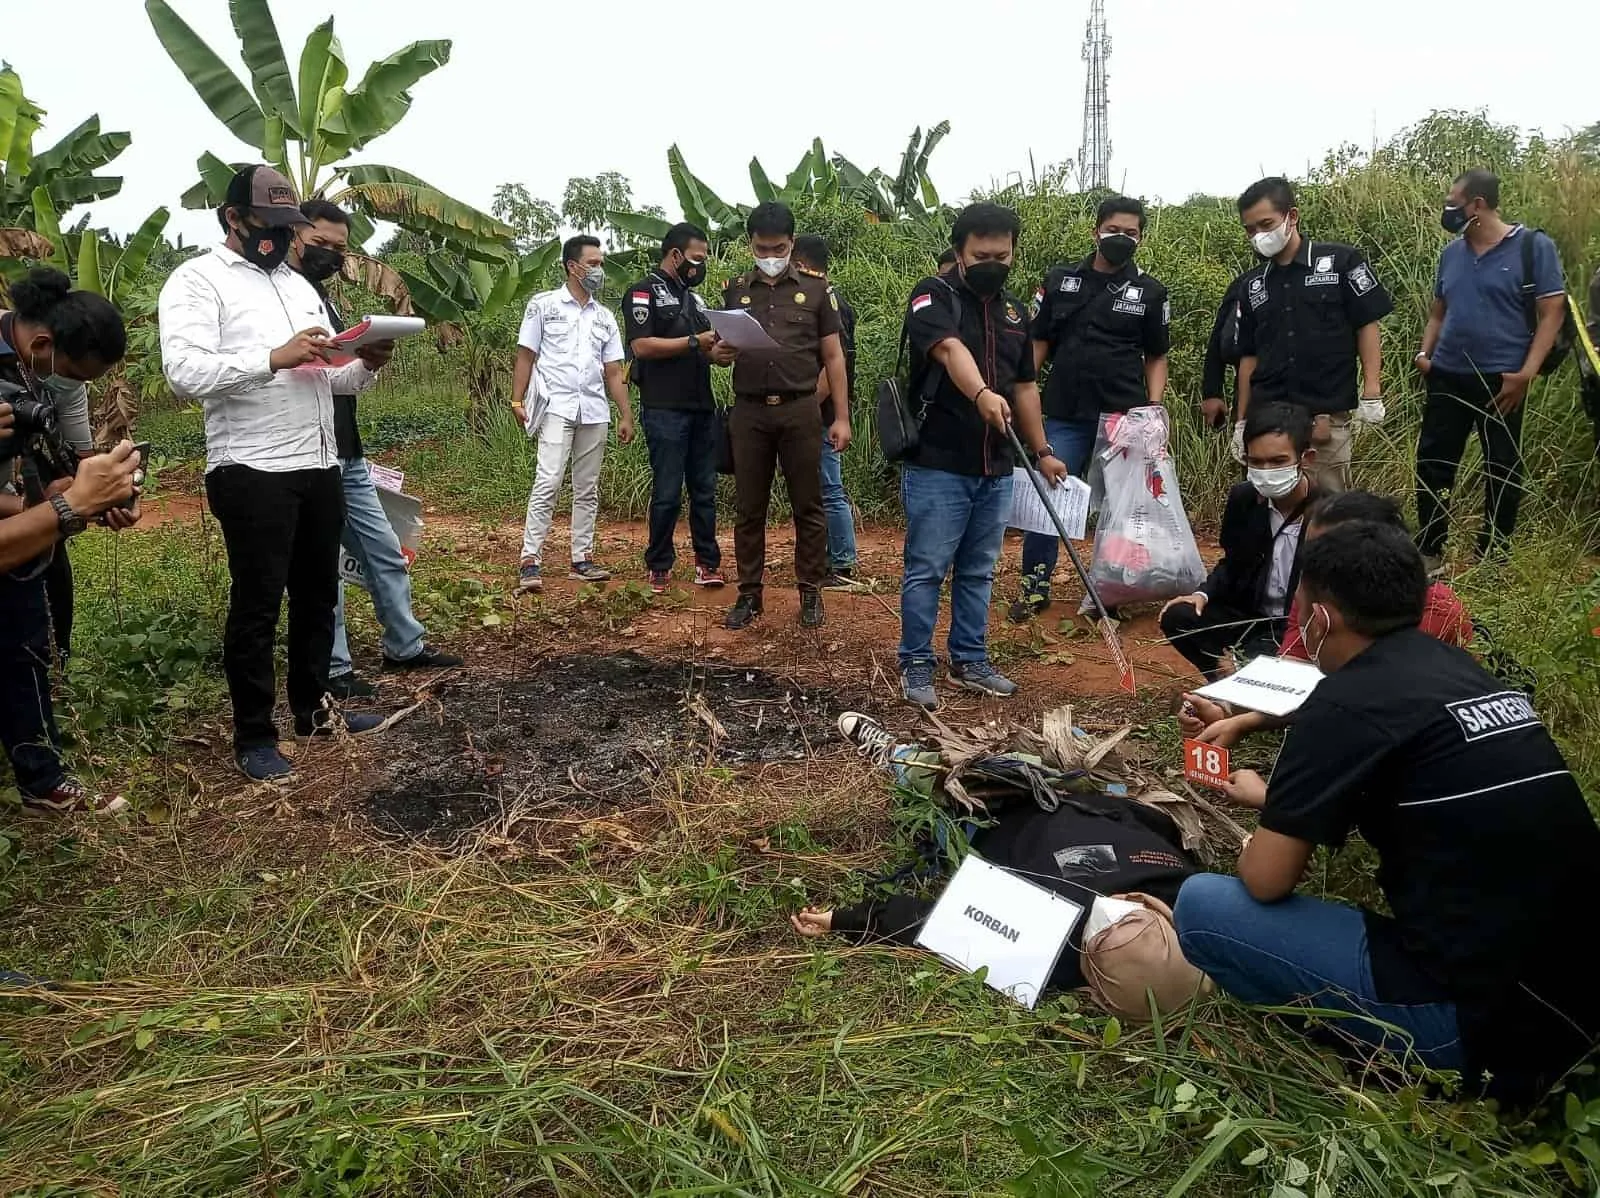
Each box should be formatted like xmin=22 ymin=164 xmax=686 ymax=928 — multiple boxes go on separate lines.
xmin=236 ymin=761 xmax=293 ymax=783
xmin=20 ymin=795 xmax=130 ymax=815
xmin=950 ymin=677 xmax=1018 ymax=698
xmin=568 ymin=570 xmax=611 ymax=582
xmin=725 ymin=611 xmax=763 ymax=630
xmin=901 ymin=693 xmax=940 ymax=711
xmin=694 ymin=578 xmax=726 ymax=588
xmin=517 ymin=581 xmax=543 ymax=594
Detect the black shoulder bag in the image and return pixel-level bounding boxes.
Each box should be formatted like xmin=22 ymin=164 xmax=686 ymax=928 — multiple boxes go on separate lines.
xmin=877 ymin=281 xmax=961 ymax=463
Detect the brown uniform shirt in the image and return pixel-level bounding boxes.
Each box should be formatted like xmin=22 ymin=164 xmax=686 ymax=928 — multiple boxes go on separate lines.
xmin=722 ymin=265 xmax=841 ymax=397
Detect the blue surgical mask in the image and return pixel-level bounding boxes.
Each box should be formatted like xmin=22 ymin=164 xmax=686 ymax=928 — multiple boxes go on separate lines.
xmin=30 ymin=349 xmax=82 ymax=400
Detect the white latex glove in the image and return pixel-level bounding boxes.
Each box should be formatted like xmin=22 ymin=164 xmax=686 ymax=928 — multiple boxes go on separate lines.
xmin=1230 ymin=420 xmax=1246 ymax=464
xmin=1357 ymin=398 xmax=1387 ymax=425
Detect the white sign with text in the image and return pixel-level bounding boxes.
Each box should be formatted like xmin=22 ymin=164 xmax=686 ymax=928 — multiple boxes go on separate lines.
xmin=1194 ymin=655 xmax=1325 ymax=718
xmin=915 ymin=855 xmax=1085 ymax=1009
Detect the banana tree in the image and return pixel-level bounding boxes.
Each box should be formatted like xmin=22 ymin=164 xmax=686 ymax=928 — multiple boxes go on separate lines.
xmin=0 ymin=64 xmax=130 ymax=230
xmin=145 ymin=0 xmax=514 ymax=257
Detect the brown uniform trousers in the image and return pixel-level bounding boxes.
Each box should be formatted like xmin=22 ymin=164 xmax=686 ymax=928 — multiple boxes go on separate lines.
xmin=729 ymin=397 xmax=826 ymax=594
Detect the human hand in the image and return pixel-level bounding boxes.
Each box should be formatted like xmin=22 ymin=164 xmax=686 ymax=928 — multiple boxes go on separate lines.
xmin=356 ymin=339 xmax=394 ymax=370
xmin=1198 ymin=714 xmax=1253 ymax=750
xmin=0 ymin=401 xmax=12 ymax=443
xmin=1414 ymin=352 xmax=1433 ymax=376
xmin=1493 ymin=369 xmax=1532 ymax=415
xmin=1037 ymin=453 xmax=1068 ymax=484
xmin=617 ymin=414 xmax=636 ymax=445
xmin=101 ymin=499 xmax=142 ymax=531
xmin=1161 ymin=591 xmax=1207 ymax=620
xmin=62 ymin=440 xmax=139 ymax=517
xmin=709 ymin=342 xmax=738 ymax=367
xmin=270 ymin=328 xmax=333 ymax=371
xmin=1201 ymin=398 xmax=1227 ymax=428
xmin=1357 ymin=398 xmax=1386 ymax=425
xmin=1176 ymin=692 xmax=1228 ymax=738
xmin=789 ymin=908 xmax=834 ymax=938
xmin=976 ymin=388 xmax=1010 ymax=432
xmin=1220 ymin=768 xmax=1268 ymax=811
xmin=511 ymin=401 xmax=527 ymax=429
xmin=828 ymin=419 xmax=852 ymax=453
xmin=695 ymin=330 xmax=718 ymax=352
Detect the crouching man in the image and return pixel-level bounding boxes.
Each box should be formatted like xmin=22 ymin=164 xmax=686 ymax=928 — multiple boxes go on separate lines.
xmin=1175 ymin=521 xmax=1600 ymax=1103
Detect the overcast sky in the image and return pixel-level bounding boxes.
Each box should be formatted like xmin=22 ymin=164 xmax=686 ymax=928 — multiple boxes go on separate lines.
xmin=15 ymin=0 xmax=1600 ymax=246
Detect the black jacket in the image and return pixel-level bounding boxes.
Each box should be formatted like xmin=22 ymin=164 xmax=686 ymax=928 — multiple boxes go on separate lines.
xmin=1201 ymin=273 xmax=1250 ymax=404
xmin=1198 ymin=482 xmax=1316 ymax=615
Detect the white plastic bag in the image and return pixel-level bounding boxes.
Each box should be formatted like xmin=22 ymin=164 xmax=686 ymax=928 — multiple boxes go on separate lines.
xmin=1085 ymin=407 xmax=1205 ymax=607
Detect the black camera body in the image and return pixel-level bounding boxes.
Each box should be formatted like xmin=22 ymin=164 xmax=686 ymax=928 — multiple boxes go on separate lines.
xmin=0 ymin=378 xmax=77 ymax=496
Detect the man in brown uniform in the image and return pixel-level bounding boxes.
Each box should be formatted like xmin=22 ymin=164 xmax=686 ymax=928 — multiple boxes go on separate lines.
xmin=721 ymin=201 xmax=851 ymax=630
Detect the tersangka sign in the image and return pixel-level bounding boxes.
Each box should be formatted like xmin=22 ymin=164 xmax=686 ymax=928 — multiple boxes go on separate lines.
xmin=915 ymin=855 xmax=1085 ymax=1008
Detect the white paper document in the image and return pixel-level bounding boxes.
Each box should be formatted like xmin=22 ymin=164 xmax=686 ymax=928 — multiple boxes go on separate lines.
xmin=1194 ymin=654 xmax=1325 ymax=718
xmin=915 ymin=854 xmax=1085 ymax=1009
xmin=705 ymin=308 xmax=779 ymax=351
xmin=1008 ymin=470 xmax=1091 ymax=539
xmin=340 ymin=488 xmax=422 ymax=591
xmin=336 ymin=315 xmax=426 ymax=349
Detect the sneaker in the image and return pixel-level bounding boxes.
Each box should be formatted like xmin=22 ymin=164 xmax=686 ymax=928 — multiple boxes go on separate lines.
xmin=900 ymin=663 xmax=940 ymax=712
xmin=949 ymin=660 xmax=1019 ymax=698
xmin=383 ymin=644 xmax=463 ymax=671
xmin=837 ymin=711 xmax=897 ymax=766
xmin=235 ymin=746 xmax=294 ymax=783
xmin=800 ymin=588 xmax=825 ymax=629
xmin=328 ymin=672 xmax=378 ymax=700
xmin=1008 ymin=595 xmax=1047 ymax=624
xmin=822 ymin=569 xmax=858 ymax=591
xmin=294 ymin=710 xmax=386 ymax=738
xmin=693 ymin=563 xmax=726 ymax=588
xmin=517 ymin=562 xmax=543 ymax=594
xmin=725 ymin=593 xmax=763 ymax=630
xmin=569 ymin=560 xmax=611 ymax=582
xmin=648 ymin=569 xmax=671 ymax=594
xmin=20 ymin=777 xmax=129 ymax=815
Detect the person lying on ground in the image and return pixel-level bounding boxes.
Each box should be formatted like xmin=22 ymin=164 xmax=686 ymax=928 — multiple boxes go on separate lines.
xmin=1178 ymin=491 xmax=1470 ymax=748
xmin=792 ymin=713 xmax=1211 ymax=1019
xmin=1173 ymin=520 xmax=1600 ymax=1104
xmin=1158 ymin=401 xmax=1319 ymax=681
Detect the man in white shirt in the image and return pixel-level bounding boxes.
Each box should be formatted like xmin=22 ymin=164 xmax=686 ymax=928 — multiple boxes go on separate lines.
xmin=159 ymin=166 xmax=386 ymax=783
xmin=511 ymin=236 xmax=633 ymax=593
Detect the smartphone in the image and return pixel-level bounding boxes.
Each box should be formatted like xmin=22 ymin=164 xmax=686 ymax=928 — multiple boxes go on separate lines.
xmin=124 ymin=441 xmax=151 ymax=509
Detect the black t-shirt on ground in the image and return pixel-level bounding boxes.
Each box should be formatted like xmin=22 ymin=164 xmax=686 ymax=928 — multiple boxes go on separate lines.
xmin=1261 ymin=629 xmax=1600 ymax=1099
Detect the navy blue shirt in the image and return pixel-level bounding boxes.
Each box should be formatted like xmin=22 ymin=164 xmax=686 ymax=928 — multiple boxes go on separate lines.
xmin=1432 ymin=225 xmax=1563 ymax=375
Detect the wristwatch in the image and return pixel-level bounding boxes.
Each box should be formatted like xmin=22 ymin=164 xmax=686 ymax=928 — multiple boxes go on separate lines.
xmin=49 ymin=492 xmax=87 ymax=538
xmin=1037 ymin=442 xmax=1057 ymax=461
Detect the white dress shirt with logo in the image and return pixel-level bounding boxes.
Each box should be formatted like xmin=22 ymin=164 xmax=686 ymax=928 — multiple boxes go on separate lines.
xmin=158 ymin=243 xmax=374 ymax=474
xmin=517 ymin=286 xmax=624 ymax=426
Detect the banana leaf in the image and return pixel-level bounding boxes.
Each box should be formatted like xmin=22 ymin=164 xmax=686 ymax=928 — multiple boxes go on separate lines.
xmin=27 ymin=188 xmax=68 ymax=270
xmin=667 ymin=144 xmax=738 ymax=232
xmin=392 ymin=260 xmax=466 ymax=323
xmin=37 ymin=175 xmax=124 ymax=212
xmin=338 ymin=252 xmax=414 ymax=316
xmin=337 ymin=162 xmax=514 ymax=252
xmin=75 ymin=231 xmax=103 ymax=296
xmin=183 ymin=152 xmax=241 ymax=210
xmin=0 ymin=228 xmax=56 ymax=264
xmin=145 ymin=0 xmax=267 ymax=149
xmin=26 ymin=118 xmax=131 ymax=182
xmin=109 ymin=208 xmax=170 ymax=300
xmin=604 ymin=209 xmax=672 ymax=244
xmin=0 ymin=70 xmax=43 ymax=192
xmin=749 ymin=158 xmax=777 ymax=204
xmin=229 ymin=0 xmax=302 ymax=139
xmin=322 ymin=40 xmax=450 ymax=156
xmin=296 ymin=19 xmax=346 ymax=163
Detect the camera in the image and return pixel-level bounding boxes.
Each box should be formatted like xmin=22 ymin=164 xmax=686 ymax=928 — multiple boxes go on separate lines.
xmin=0 ymin=378 xmax=76 ymax=492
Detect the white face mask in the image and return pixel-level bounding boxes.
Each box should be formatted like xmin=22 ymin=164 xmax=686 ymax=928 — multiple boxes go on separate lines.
xmin=1247 ymin=463 xmax=1301 ymax=500
xmin=755 ymin=255 xmax=790 ymax=279
xmin=1252 ymin=219 xmax=1293 ymax=258
xmin=580 ymin=265 xmax=606 ymax=295
xmin=29 ymin=348 xmax=80 ymax=400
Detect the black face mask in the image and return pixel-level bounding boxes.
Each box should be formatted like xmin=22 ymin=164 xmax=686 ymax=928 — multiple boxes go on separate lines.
xmin=237 ymin=221 xmax=293 ymax=272
xmin=1097 ymin=232 xmax=1138 ymax=268
xmin=962 ymin=259 xmax=1010 ymax=299
xmin=299 ymin=245 xmax=345 ymax=283
xmin=678 ymin=256 xmax=706 ymax=288
xmin=1440 ymin=204 xmax=1473 ymax=235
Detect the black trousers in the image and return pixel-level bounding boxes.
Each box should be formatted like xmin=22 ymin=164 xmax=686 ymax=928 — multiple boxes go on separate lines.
xmin=1414 ymin=369 xmax=1523 ymax=557
xmin=1159 ymin=598 xmax=1285 ymax=682
xmin=0 ymin=568 xmax=64 ymax=795
xmin=45 ymin=548 xmax=72 ymax=664
xmin=206 ymin=464 xmax=345 ymax=750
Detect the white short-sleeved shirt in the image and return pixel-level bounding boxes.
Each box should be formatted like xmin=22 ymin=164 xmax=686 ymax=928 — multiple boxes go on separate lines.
xmin=518 ymin=285 xmax=623 ymax=425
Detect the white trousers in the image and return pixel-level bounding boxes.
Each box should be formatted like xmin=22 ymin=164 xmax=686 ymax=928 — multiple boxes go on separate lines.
xmin=521 ymin=413 xmax=608 ymax=563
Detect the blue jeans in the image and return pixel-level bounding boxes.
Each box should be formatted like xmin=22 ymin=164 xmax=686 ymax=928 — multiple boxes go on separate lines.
xmin=898 ymin=465 xmax=1013 ymax=670
xmin=642 ymin=407 xmax=720 ymax=573
xmin=331 ymin=458 xmax=427 ymax=677
xmin=1175 ymin=874 xmax=1464 ymax=1071
xmin=820 ymin=436 xmax=857 ymax=571
xmin=1020 ymin=416 xmax=1101 ymax=604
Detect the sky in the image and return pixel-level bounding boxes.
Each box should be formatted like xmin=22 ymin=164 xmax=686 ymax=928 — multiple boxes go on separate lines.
xmin=13 ymin=0 xmax=1600 ymax=247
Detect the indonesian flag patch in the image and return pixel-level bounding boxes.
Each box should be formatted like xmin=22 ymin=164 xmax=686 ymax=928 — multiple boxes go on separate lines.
xmin=910 ymin=293 xmax=933 ymax=314
xmin=630 ymin=291 xmax=650 ymax=304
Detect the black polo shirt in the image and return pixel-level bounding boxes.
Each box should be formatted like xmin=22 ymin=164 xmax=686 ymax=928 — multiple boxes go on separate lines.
xmin=1030 ymin=256 xmax=1170 ymax=422
xmin=311 ymin=281 xmax=361 ymax=460
xmin=904 ymin=274 xmax=1035 ymax=477
xmin=622 ymin=271 xmax=714 ymax=411
xmin=1236 ymin=238 xmax=1393 ymax=415
xmin=1261 ymin=629 xmax=1600 ymax=1100
xmin=820 ymin=278 xmax=856 ymax=426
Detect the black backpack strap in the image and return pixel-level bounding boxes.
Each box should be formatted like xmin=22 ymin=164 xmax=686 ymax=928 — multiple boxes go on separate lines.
xmin=1520 ymin=228 xmax=1540 ymax=336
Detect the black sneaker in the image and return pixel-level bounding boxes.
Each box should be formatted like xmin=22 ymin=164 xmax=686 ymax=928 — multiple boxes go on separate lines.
xmin=821 ymin=569 xmax=858 ymax=591
xmin=329 ymin=672 xmax=377 ymax=700
xmin=294 ymin=710 xmax=386 ymax=738
xmin=800 ymin=588 xmax=825 ymax=629
xmin=725 ymin=593 xmax=763 ymax=630
xmin=236 ymin=745 xmax=294 ymax=783
xmin=382 ymin=644 xmax=464 ymax=671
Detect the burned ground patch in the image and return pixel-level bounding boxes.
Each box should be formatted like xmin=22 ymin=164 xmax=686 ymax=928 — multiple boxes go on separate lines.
xmin=365 ymin=652 xmax=864 ymax=840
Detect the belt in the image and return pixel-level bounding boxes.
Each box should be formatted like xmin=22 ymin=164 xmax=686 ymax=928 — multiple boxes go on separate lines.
xmin=737 ymin=391 xmax=806 ymax=406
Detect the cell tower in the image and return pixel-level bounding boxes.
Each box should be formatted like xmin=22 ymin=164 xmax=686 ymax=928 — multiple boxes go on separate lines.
xmin=1079 ymin=0 xmax=1112 ymax=192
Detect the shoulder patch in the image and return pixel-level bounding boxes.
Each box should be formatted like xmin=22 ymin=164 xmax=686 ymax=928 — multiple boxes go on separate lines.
xmin=910 ymin=293 xmax=934 ymax=314
xmin=1348 ymin=263 xmax=1378 ymax=295
xmin=1446 ymin=691 xmax=1540 ymax=742
xmin=1059 ymin=276 xmax=1083 ymax=293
